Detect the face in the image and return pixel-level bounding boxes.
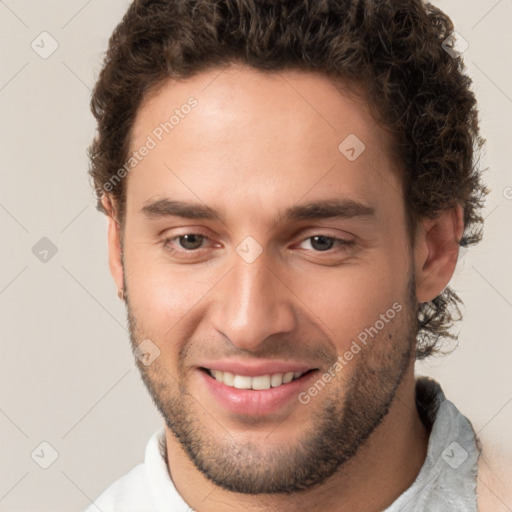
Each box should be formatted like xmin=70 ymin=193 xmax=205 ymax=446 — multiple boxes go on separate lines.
xmin=116 ymin=65 xmax=421 ymax=493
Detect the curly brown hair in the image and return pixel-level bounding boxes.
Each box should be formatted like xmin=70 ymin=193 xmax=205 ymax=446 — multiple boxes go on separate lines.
xmin=88 ymin=0 xmax=488 ymax=359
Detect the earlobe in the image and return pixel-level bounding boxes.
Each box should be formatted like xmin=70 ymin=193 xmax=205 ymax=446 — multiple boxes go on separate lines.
xmin=101 ymin=194 xmax=125 ymax=295
xmin=414 ymin=205 xmax=464 ymax=303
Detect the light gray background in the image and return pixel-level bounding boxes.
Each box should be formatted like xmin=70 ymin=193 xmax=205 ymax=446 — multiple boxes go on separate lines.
xmin=0 ymin=1 xmax=511 ymax=511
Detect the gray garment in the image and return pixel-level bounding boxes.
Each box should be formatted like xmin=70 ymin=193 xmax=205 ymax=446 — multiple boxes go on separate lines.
xmin=384 ymin=377 xmax=481 ymax=512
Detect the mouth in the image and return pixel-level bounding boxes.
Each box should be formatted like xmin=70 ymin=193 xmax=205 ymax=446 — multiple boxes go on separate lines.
xmin=197 ymin=365 xmax=320 ymax=416
xmin=200 ymin=367 xmax=316 ymax=390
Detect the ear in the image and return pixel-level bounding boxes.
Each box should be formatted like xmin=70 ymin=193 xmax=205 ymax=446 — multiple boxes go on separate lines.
xmin=101 ymin=194 xmax=124 ymax=294
xmin=413 ymin=205 xmax=464 ymax=303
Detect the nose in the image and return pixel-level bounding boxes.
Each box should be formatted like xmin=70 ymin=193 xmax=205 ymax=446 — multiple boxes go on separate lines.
xmin=211 ymin=254 xmax=296 ymax=352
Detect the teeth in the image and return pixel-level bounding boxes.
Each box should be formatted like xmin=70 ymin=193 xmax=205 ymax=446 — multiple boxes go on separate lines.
xmin=282 ymin=372 xmax=294 ymax=384
xmin=271 ymin=373 xmax=283 ymax=387
xmin=223 ymin=371 xmax=235 ymax=386
xmin=251 ymin=375 xmax=271 ymax=390
xmin=208 ymin=369 xmax=306 ymax=390
xmin=233 ymin=375 xmax=252 ymax=389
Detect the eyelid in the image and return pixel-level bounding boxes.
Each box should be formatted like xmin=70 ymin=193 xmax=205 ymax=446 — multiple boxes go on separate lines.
xmin=295 ymin=235 xmax=355 ymax=252
xmin=294 ymin=227 xmax=355 ymax=244
xmin=161 ymin=232 xmax=216 ymax=252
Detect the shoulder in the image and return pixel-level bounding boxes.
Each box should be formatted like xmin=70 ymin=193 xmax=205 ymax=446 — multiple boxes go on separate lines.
xmin=83 ymin=463 xmax=154 ymax=512
xmin=477 ymin=441 xmax=512 ymax=512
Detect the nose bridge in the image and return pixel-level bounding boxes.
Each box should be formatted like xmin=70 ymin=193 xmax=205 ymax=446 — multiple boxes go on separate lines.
xmin=212 ymin=254 xmax=296 ymax=350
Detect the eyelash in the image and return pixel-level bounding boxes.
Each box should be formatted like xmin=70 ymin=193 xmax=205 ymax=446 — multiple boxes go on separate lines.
xmin=161 ymin=233 xmax=355 ymax=258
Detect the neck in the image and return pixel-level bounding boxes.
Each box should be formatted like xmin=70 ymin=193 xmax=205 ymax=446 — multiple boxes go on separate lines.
xmin=165 ymin=367 xmax=430 ymax=512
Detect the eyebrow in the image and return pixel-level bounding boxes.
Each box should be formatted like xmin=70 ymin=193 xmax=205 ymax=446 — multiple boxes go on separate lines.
xmin=282 ymin=198 xmax=375 ymax=222
xmin=142 ymin=199 xmax=222 ymax=221
xmin=141 ymin=198 xmax=376 ymax=223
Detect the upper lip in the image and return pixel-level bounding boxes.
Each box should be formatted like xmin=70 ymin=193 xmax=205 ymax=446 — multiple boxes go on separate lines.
xmin=198 ymin=360 xmax=316 ymax=377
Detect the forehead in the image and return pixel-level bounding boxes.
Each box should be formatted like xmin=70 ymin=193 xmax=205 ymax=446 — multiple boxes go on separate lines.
xmin=126 ymin=65 xmax=403 ymax=225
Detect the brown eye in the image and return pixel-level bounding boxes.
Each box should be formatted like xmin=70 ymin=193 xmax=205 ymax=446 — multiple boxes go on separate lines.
xmin=309 ymin=236 xmax=335 ymax=251
xmin=177 ymin=234 xmax=205 ymax=250
xmin=299 ymin=235 xmax=354 ymax=252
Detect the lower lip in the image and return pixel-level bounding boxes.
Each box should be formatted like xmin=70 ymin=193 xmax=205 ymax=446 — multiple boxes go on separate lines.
xmin=198 ymin=369 xmax=318 ymax=416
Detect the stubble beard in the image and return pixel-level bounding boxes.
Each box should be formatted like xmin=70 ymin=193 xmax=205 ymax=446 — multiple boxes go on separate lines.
xmin=124 ymin=270 xmax=419 ymax=494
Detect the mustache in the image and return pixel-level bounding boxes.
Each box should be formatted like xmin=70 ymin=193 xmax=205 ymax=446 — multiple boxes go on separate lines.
xmin=178 ymin=335 xmax=337 ymax=367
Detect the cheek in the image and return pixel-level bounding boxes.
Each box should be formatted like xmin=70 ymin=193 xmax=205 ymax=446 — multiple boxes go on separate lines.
xmin=124 ymin=244 xmax=214 ymax=332
xmin=295 ymin=259 xmax=407 ymax=350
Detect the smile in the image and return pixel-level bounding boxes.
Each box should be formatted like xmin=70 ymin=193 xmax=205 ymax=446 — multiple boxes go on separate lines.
xmin=204 ymin=368 xmax=309 ymax=390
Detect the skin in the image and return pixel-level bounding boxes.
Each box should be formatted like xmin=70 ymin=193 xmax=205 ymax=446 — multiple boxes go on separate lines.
xmin=102 ymin=64 xmax=464 ymax=511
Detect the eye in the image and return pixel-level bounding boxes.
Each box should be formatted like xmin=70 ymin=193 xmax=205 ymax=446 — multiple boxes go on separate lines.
xmin=298 ymin=235 xmax=355 ymax=252
xmin=162 ymin=233 xmax=211 ymax=255
xmin=175 ymin=234 xmax=206 ymax=250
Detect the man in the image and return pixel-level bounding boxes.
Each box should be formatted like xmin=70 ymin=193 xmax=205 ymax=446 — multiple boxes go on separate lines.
xmin=85 ymin=0 xmax=510 ymax=511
